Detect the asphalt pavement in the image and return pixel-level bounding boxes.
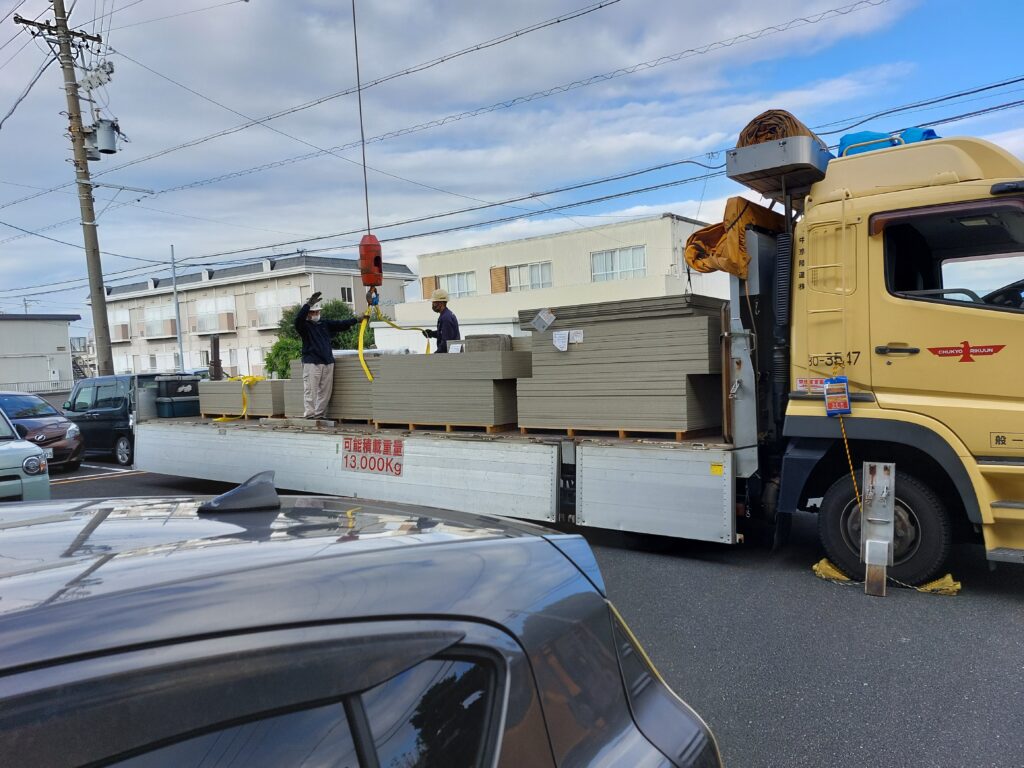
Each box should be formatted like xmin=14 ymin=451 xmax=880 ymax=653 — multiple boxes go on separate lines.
xmin=44 ymin=463 xmax=1024 ymax=767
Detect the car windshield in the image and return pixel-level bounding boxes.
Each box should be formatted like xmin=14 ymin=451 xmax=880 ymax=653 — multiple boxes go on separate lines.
xmin=0 ymin=394 xmax=60 ymax=419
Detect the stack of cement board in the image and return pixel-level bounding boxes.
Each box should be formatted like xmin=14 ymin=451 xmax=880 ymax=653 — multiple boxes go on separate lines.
xmin=373 ymin=352 xmax=531 ymax=428
xmin=199 ymin=379 xmax=285 ymax=417
xmin=283 ymin=356 xmax=381 ymax=421
xmin=516 ymin=295 xmax=725 ymax=434
xmin=462 ymin=334 xmax=511 ymax=352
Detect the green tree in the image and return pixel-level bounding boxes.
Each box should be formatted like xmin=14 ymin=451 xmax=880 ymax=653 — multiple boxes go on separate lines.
xmin=264 ymin=300 xmax=375 ymax=379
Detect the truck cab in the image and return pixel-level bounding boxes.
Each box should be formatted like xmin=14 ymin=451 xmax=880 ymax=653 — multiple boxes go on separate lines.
xmin=730 ymin=133 xmax=1024 ymax=581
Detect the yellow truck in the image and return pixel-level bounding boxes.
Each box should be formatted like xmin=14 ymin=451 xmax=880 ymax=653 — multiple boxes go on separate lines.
xmin=134 ymin=119 xmax=1024 ymax=586
xmin=715 ymin=121 xmax=1024 ymax=583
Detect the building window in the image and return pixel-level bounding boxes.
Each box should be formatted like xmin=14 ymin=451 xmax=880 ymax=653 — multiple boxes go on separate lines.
xmin=148 ymin=354 xmax=157 ymax=371
xmin=508 ymin=261 xmax=552 ymax=292
xmin=340 ymin=286 xmax=353 ymax=303
xmin=438 ymin=271 xmax=477 ymax=299
xmin=195 ymin=296 xmax=236 ymax=332
xmin=108 ymin=307 xmax=131 ymax=340
xmin=144 ymin=303 xmax=176 ymax=337
xmin=591 ymin=245 xmax=646 ymax=282
xmin=200 ymin=350 xmax=210 ymax=366
xmin=254 ymin=287 xmax=301 ymax=328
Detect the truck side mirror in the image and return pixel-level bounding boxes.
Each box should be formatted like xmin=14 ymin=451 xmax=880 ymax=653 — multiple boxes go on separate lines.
xmin=14 ymin=424 xmax=28 ymax=439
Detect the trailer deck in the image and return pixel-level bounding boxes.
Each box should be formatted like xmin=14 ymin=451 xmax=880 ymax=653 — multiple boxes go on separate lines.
xmin=135 ymin=418 xmax=739 ymax=543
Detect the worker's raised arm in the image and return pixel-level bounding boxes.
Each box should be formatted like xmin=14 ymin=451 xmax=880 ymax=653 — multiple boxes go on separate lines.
xmin=294 ymin=292 xmax=322 ymax=333
xmin=325 ymin=317 xmax=359 ymax=333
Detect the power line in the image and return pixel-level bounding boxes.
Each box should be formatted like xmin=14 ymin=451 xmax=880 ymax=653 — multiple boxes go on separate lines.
xmin=70 ymin=0 xmax=149 ymax=30
xmin=5 ymin=92 xmax=1024 ymax=299
xmin=0 ymin=215 xmax=165 ymax=263
xmin=0 ymin=0 xmax=869 ymax=212
xmin=0 ymin=0 xmax=28 ymax=25
xmin=0 ymin=48 xmax=55 ymax=131
xmin=108 ymin=1 xmax=261 ymax=32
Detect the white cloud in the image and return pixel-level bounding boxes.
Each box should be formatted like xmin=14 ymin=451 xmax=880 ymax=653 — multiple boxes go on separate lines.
xmin=1 ymin=0 xmax=1017 ymax=330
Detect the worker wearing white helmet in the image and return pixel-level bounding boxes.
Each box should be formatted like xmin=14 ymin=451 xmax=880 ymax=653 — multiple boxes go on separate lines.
xmin=422 ymin=288 xmax=460 ymax=353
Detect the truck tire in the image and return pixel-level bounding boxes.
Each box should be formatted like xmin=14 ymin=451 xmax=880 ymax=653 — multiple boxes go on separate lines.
xmin=114 ymin=436 xmax=133 ymax=466
xmin=817 ymin=469 xmax=951 ymax=585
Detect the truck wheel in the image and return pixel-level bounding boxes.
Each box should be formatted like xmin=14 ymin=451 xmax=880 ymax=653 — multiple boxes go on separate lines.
xmin=114 ymin=436 xmax=133 ymax=466
xmin=817 ymin=469 xmax=951 ymax=585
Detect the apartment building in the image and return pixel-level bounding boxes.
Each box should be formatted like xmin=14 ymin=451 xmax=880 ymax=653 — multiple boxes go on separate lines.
xmin=376 ymin=213 xmax=728 ymax=349
xmin=103 ymin=254 xmax=415 ymax=376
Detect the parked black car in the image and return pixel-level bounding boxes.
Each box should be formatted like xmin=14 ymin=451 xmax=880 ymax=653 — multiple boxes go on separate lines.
xmin=0 ymin=481 xmax=722 ymax=767
xmin=63 ymin=374 xmax=159 ymax=465
xmin=0 ymin=391 xmax=83 ymax=471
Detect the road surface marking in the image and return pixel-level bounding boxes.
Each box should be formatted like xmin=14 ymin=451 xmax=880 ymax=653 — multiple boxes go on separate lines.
xmin=82 ymin=464 xmax=136 ymax=473
xmin=51 ymin=471 xmax=148 ymax=486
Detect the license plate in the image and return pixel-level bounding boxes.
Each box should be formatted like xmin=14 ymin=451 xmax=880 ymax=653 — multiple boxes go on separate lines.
xmin=43 ymin=448 xmax=54 ymax=459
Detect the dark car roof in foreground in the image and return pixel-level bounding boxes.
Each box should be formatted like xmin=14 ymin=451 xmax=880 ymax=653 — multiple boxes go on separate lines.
xmin=0 ymin=496 xmax=598 ymax=672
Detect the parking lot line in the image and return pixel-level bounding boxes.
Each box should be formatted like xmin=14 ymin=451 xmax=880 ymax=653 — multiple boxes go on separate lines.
xmin=81 ymin=464 xmax=135 ymax=473
xmin=51 ymin=471 xmax=148 ymax=486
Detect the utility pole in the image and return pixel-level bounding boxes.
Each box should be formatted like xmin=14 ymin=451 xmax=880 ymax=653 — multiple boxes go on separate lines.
xmin=170 ymin=245 xmax=185 ymax=372
xmin=16 ymin=3 xmax=113 ymax=375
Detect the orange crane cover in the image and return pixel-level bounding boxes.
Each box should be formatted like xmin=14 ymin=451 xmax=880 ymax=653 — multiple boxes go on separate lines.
xmin=684 ymin=197 xmax=786 ymax=279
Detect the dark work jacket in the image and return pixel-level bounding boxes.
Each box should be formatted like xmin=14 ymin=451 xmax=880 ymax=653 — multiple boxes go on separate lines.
xmin=295 ymin=303 xmax=359 ymax=365
xmin=434 ymin=306 xmax=460 ymax=353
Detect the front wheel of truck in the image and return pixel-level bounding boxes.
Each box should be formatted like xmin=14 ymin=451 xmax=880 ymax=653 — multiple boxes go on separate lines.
xmin=817 ymin=469 xmax=952 ymax=585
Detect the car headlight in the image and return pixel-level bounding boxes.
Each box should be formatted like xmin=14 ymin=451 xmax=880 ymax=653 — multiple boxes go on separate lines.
xmin=22 ymin=455 xmax=47 ymax=476
xmin=65 ymin=422 xmax=80 ymax=440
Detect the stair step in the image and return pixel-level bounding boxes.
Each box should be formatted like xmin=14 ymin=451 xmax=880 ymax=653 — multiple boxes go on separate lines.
xmin=987 ymin=547 xmax=1024 ymax=564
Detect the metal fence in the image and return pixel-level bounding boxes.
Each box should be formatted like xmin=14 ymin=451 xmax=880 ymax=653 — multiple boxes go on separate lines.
xmin=0 ymin=380 xmax=75 ymax=394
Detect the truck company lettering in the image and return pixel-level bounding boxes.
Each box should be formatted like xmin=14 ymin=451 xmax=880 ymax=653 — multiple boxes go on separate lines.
xmin=343 ymin=436 xmax=404 ymax=476
xmin=927 ymin=341 xmax=1005 ymax=362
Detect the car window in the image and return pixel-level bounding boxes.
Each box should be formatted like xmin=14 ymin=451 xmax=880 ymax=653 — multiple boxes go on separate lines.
xmin=0 ymin=394 xmax=59 ymax=419
xmin=363 ymin=657 xmax=494 ymax=767
xmin=113 ymin=700 xmax=359 ymax=767
xmin=95 ymin=381 xmax=127 ymax=410
xmin=0 ymin=412 xmax=13 ymax=439
xmin=71 ymin=386 xmax=95 ymax=412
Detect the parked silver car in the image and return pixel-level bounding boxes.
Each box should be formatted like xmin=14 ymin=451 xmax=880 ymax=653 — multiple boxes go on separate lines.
xmin=0 ymin=476 xmax=721 ymax=766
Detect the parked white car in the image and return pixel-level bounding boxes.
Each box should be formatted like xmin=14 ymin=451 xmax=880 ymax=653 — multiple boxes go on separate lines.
xmin=0 ymin=408 xmax=49 ymax=502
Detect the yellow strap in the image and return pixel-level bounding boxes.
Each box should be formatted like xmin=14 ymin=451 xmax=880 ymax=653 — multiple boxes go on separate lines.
xmin=213 ymin=375 xmax=265 ymax=422
xmin=357 ymin=305 xmax=431 ymax=382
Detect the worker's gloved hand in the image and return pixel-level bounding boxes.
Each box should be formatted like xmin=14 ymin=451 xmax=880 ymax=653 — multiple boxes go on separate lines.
xmin=366 ymin=288 xmax=379 ymax=306
xmin=422 ymin=329 xmax=435 ymax=339
xmin=308 ymin=291 xmax=322 ymax=306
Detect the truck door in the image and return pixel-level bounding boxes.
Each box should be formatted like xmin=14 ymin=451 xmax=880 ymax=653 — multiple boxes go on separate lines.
xmin=868 ymin=199 xmax=1024 ymax=458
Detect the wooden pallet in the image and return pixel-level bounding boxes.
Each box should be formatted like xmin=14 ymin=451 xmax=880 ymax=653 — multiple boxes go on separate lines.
xmin=519 ymin=425 xmax=717 ymax=441
xmin=375 ymin=422 xmax=515 ymax=435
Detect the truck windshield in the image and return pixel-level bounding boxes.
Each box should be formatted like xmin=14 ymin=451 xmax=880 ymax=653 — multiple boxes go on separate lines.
xmin=0 ymin=393 xmax=60 ymax=419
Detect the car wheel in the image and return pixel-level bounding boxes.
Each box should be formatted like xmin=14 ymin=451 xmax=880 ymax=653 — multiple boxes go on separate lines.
xmin=114 ymin=436 xmax=133 ymax=466
xmin=817 ymin=469 xmax=952 ymax=585
xmin=65 ymin=460 xmax=82 ymax=472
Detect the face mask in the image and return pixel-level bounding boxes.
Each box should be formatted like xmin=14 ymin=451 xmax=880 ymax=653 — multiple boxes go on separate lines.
xmin=309 ymin=314 xmax=321 ymax=323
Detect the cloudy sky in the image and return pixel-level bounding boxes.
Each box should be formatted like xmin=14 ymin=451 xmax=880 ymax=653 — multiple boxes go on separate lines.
xmin=0 ymin=0 xmax=1021 ymax=334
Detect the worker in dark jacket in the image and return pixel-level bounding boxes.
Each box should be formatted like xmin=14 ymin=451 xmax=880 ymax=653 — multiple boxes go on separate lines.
xmin=295 ymin=292 xmax=359 ymax=419
xmin=422 ymin=288 xmax=460 ymax=353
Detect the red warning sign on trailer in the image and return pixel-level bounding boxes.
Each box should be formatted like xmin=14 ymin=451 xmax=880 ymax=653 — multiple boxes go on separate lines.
xmin=343 ymin=436 xmax=403 ymax=476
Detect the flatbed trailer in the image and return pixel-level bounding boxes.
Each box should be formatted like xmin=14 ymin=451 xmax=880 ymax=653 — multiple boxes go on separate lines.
xmin=135 ymin=418 xmax=738 ymax=544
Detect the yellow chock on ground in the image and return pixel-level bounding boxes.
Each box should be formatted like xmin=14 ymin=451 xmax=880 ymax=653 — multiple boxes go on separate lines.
xmin=812 ymin=558 xmax=850 ymax=582
xmin=915 ymin=574 xmax=961 ymax=596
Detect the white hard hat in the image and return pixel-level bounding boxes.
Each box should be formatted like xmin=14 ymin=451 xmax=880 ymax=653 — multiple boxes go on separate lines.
xmin=431 ymin=288 xmax=450 ymax=302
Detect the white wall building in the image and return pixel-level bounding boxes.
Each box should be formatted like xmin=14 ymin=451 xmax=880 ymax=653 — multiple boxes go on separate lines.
xmin=0 ymin=314 xmax=81 ymax=392
xmin=102 ymin=254 xmax=415 ymax=376
xmin=375 ymin=213 xmax=727 ymax=349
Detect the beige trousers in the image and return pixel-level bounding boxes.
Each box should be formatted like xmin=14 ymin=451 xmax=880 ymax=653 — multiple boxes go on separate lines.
xmin=302 ymin=362 xmax=334 ymax=419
